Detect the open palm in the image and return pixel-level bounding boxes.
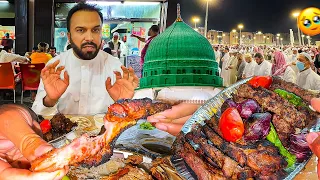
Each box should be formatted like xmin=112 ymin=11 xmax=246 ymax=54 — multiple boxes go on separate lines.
xmin=106 ymin=66 xmax=139 ymax=101
xmin=41 ymin=60 xmax=69 ymax=101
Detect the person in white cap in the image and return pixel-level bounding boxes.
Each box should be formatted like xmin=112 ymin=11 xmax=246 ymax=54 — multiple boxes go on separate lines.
xmin=242 ymin=53 xmax=257 ymax=79
xmin=296 ymin=52 xmax=320 ymax=91
xmin=287 ymin=48 xmax=299 ymax=74
xmin=106 ymin=32 xmax=124 ymax=58
xmin=221 ymin=47 xmax=230 ymax=86
xmin=225 ymin=49 xmax=239 ymax=85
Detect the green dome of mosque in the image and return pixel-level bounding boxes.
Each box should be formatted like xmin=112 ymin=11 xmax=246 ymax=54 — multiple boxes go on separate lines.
xmin=139 ymin=10 xmax=222 ymax=88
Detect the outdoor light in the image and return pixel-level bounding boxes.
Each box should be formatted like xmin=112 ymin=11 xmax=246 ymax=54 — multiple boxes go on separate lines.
xmin=232 ymin=29 xmax=236 ymax=33
xmin=263 ymin=36 xmax=266 ymax=38
xmin=258 ymin=31 xmax=262 ymax=34
xmin=307 ymin=36 xmax=310 ymax=39
xmin=238 ymin=24 xmax=244 ymax=29
xmin=292 ymin=11 xmax=300 ymax=18
xmin=242 ymin=35 xmax=245 ymax=38
xmin=277 ymin=34 xmax=280 ymax=37
xmin=254 ymin=37 xmax=256 ymax=39
xmin=280 ymin=38 xmax=283 ymax=40
xmin=223 ymin=34 xmax=226 ymax=36
xmin=276 ymin=37 xmax=279 ymax=39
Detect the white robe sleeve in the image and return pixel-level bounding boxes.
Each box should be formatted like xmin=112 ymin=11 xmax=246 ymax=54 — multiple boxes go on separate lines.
xmin=283 ymin=67 xmax=296 ymax=84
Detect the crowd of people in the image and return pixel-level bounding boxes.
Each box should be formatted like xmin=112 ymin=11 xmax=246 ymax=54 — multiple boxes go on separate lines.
xmin=214 ymin=44 xmax=320 ymax=90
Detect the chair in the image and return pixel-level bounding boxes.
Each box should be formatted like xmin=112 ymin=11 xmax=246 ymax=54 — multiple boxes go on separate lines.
xmin=20 ymin=63 xmax=45 ymax=104
xmin=0 ymin=62 xmax=16 ymax=103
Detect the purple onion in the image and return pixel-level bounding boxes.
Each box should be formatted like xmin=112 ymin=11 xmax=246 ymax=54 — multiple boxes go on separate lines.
xmin=244 ymin=112 xmax=272 ymax=142
xmin=237 ymin=99 xmax=261 ymax=119
xmin=221 ymin=98 xmax=237 ymax=113
xmin=289 ymin=133 xmax=312 ymax=162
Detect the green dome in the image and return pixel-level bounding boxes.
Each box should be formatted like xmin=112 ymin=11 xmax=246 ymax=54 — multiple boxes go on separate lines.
xmin=139 ymin=20 xmax=222 ymax=88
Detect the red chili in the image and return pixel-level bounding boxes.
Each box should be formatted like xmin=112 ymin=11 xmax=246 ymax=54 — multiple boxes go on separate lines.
xmin=219 ymin=107 xmax=244 ymax=142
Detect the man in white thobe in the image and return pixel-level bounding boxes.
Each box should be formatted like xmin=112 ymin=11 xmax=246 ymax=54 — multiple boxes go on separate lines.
xmin=253 ymin=52 xmax=272 ymax=76
xmin=221 ymin=48 xmax=230 ymax=87
xmin=242 ymin=53 xmax=257 ymax=79
xmin=296 ymin=52 xmax=320 ymax=91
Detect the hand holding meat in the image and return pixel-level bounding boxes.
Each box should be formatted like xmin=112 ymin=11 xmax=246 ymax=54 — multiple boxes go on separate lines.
xmin=0 ymin=104 xmax=67 ymax=180
xmin=106 ymin=66 xmax=139 ymax=101
xmin=41 ymin=60 xmax=70 ymax=106
xmin=30 ymin=98 xmax=171 ymax=172
xmin=147 ymin=103 xmax=200 ymax=136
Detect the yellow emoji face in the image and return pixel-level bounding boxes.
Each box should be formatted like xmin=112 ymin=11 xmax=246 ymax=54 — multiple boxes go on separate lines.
xmin=298 ymin=7 xmax=320 ymax=36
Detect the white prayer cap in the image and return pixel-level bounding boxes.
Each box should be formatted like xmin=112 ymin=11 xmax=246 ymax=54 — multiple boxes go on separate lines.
xmin=292 ymin=48 xmax=298 ymax=51
xmin=300 ymin=52 xmax=312 ymax=62
xmin=113 ymin=32 xmax=120 ymax=36
xmin=0 ymin=45 xmax=3 ymax=48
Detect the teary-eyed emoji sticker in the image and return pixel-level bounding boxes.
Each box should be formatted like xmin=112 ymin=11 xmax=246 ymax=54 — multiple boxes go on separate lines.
xmin=298 ymin=7 xmax=320 ymax=36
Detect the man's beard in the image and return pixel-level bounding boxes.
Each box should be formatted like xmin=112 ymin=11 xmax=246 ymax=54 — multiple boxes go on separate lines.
xmin=70 ymin=39 xmax=100 ymax=60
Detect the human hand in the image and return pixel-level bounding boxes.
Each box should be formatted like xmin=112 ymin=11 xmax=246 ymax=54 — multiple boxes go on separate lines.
xmin=306 ymin=132 xmax=320 ymax=179
xmin=41 ymin=60 xmax=69 ymax=102
xmin=106 ymin=66 xmax=139 ymax=101
xmin=311 ymin=98 xmax=320 ymax=112
xmin=147 ymin=103 xmax=200 ymax=136
xmin=0 ymin=105 xmax=69 ymax=179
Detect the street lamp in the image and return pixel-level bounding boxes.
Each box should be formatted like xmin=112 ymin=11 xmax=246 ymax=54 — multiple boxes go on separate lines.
xmin=192 ymin=17 xmax=200 ymax=29
xmin=238 ymin=24 xmax=244 ymax=45
xmin=277 ymin=33 xmax=281 ymax=37
xmin=258 ymin=31 xmax=262 ymax=34
xmin=232 ymin=29 xmax=236 ymax=33
xmin=301 ymin=34 xmax=305 ymax=46
xmin=263 ymin=36 xmax=266 ymax=44
xmin=307 ymin=36 xmax=311 ymax=46
xmin=204 ymin=0 xmax=212 ymax=38
xmin=292 ymin=11 xmax=301 ymax=46
xmin=280 ymin=38 xmax=283 ymax=46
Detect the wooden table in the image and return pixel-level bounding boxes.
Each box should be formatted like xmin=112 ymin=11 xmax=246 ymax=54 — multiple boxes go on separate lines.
xmin=294 ymin=155 xmax=318 ymax=180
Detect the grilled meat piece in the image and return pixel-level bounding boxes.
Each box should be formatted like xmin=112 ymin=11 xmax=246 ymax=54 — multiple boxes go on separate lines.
xmin=244 ymin=142 xmax=287 ymax=176
xmin=125 ymin=155 xmax=143 ymax=165
xmin=203 ymin=125 xmax=287 ymax=176
xmin=202 ymin=125 xmax=247 ymax=166
xmin=271 ymin=115 xmax=295 ymax=147
xmin=270 ymin=76 xmax=320 ymax=103
xmin=31 ymin=98 xmax=171 ymax=172
xmin=174 ymin=133 xmax=227 ymax=180
xmin=236 ymin=84 xmax=306 ymax=129
xmin=187 ymin=126 xmax=254 ymax=179
xmin=101 ymin=165 xmax=152 ymax=180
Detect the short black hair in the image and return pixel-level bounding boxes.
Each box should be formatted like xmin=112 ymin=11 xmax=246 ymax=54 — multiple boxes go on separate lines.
xmin=49 ymin=46 xmax=56 ymax=51
xmin=254 ymin=53 xmax=263 ymax=59
xmin=150 ymin=25 xmax=160 ymax=33
xmin=32 ymin=46 xmax=38 ymax=51
xmin=67 ymin=2 xmax=103 ymax=32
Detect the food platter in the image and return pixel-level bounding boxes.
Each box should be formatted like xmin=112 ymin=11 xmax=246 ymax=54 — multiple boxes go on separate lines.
xmin=173 ymin=77 xmax=320 ymax=180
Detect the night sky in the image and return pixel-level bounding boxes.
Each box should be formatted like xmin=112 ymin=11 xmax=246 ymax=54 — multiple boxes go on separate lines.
xmin=179 ymin=0 xmax=320 ymax=34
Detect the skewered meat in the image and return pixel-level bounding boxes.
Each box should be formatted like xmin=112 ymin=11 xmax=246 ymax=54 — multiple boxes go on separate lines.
xmin=202 ymin=125 xmax=287 ymax=176
xmin=30 ymin=98 xmax=171 ymax=172
xmin=202 ymin=125 xmax=247 ymax=166
xmin=186 ymin=125 xmax=254 ymax=179
xmin=236 ymin=84 xmax=306 ymax=129
xmin=270 ymin=76 xmax=320 ymax=103
xmin=173 ymin=133 xmax=227 ymax=180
